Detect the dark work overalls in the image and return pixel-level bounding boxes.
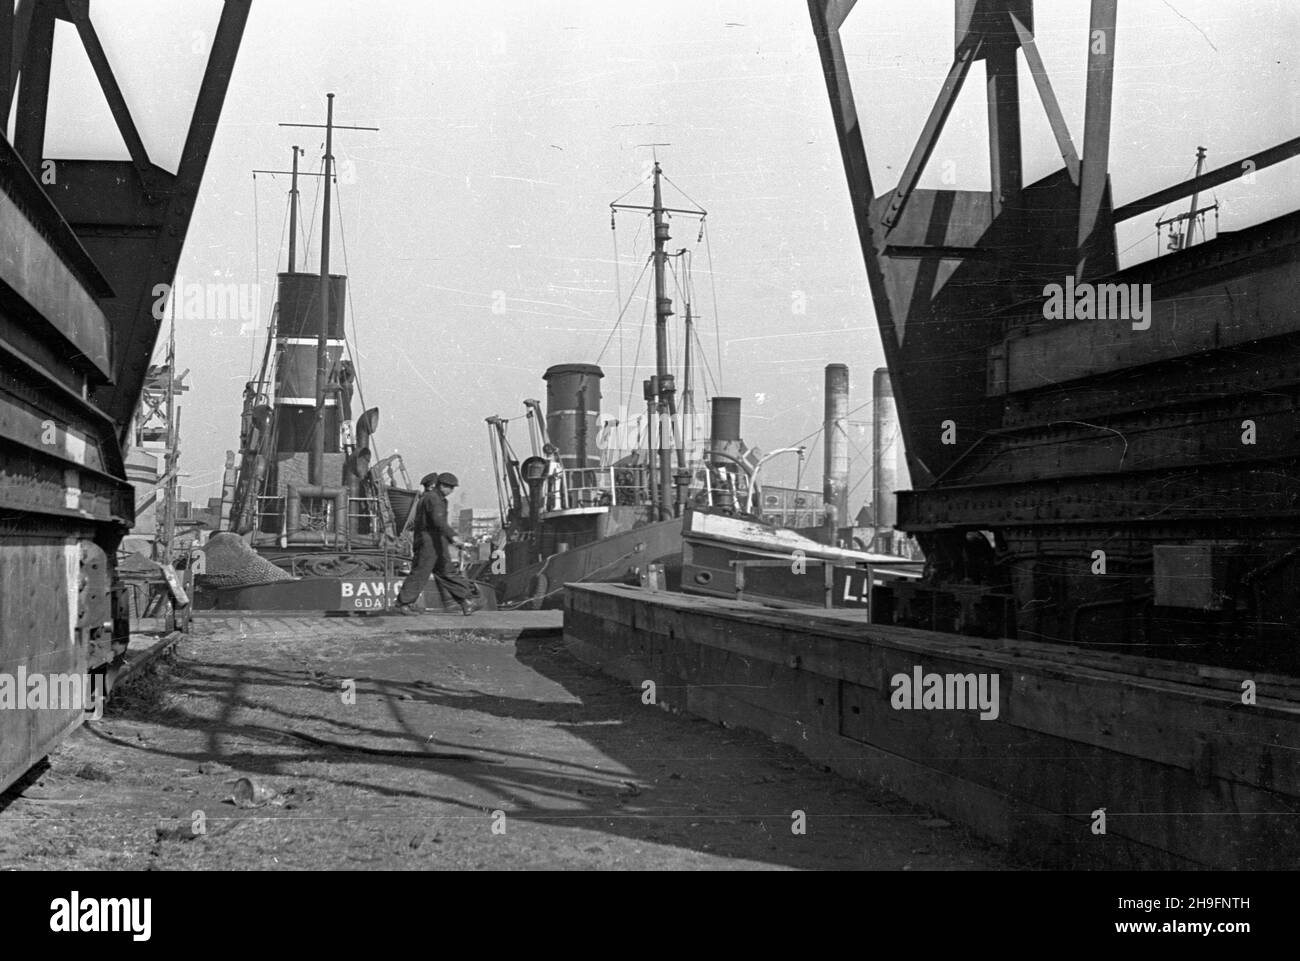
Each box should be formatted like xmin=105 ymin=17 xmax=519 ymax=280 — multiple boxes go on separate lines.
xmin=397 ymin=487 xmax=474 ymax=607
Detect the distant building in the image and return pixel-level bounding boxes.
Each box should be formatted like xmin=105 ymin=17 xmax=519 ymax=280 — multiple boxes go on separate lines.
xmin=758 ymin=486 xmax=825 ymax=529
xmin=123 ymin=363 xmax=189 ymax=555
xmin=190 ymin=496 xmax=225 ymax=531
xmin=458 ymin=508 xmax=501 ymax=541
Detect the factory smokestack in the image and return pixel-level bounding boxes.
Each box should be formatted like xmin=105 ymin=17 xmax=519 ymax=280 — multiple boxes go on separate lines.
xmin=823 ymin=364 xmax=849 ymax=539
xmin=873 ymin=368 xmax=899 ymax=539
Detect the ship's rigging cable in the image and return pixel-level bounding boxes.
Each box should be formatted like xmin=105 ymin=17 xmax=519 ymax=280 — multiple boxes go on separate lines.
xmin=595 ymin=253 xmax=653 ymax=367
xmin=660 ymin=172 xmax=706 ymax=217
xmin=678 ymin=250 xmax=697 ymax=441
xmin=779 ymin=395 xmax=877 ymax=463
xmin=253 ymin=185 xmax=290 ymax=402
xmin=690 ymin=313 xmax=719 ymax=397
xmin=607 ymin=206 xmax=653 ymax=402
xmin=608 ymin=169 xmax=655 ymax=208
xmin=249 ymin=172 xmax=260 ymax=380
xmin=688 ymin=268 xmax=719 ymax=399
xmin=845 ymin=432 xmax=875 ymax=500
xmin=1119 ymin=229 xmax=1158 ymax=259
xmin=301 ymin=155 xmax=326 ymax=267
xmin=621 ymin=271 xmax=655 ymax=427
xmin=244 ymin=170 xmax=290 ymax=516
xmin=701 ymin=219 xmax=724 ymax=392
xmin=333 ymin=183 xmax=371 ymax=429
xmin=253 ymin=303 xmax=277 ymax=409
xmin=666 ymin=254 xmax=681 ymax=379
xmin=845 ymin=414 xmax=901 ymax=503
xmin=249 ymin=172 xmax=291 ymax=389
xmin=611 ymin=221 xmax=623 ymax=402
xmin=802 ymin=431 xmax=821 ymax=485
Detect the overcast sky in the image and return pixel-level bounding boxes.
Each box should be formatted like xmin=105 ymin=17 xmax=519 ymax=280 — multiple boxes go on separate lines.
xmin=33 ymin=0 xmax=1300 ymax=513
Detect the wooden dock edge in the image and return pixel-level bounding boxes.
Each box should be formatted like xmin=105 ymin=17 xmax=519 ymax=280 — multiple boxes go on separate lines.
xmin=106 ymin=629 xmax=184 ymax=695
xmin=564 ymin=583 xmax=1300 ymax=870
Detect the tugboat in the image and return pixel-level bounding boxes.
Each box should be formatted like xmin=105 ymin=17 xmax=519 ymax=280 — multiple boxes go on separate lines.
xmin=475 ymin=162 xmax=918 ymax=610
xmin=196 ymin=96 xmax=490 ymax=613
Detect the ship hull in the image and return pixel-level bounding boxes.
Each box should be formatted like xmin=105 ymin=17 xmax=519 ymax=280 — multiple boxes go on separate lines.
xmin=194 ymin=575 xmax=498 ymax=613
xmin=487 ymin=518 xmax=683 ymax=610
xmin=679 ymin=509 xmax=922 ymax=611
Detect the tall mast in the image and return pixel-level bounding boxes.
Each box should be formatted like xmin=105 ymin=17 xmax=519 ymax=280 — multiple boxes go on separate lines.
xmin=611 ymin=158 xmax=705 ymax=518
xmin=279 ymin=94 xmax=377 ymax=485
xmin=1180 ymin=146 xmax=1207 ymax=250
xmin=309 ymin=93 xmax=335 ymax=486
xmin=287 ymin=145 xmax=301 ymax=272
xmin=651 ymin=162 xmax=674 ymax=519
xmin=161 ymin=307 xmax=178 ymax=565
xmin=682 ymin=295 xmax=693 ymax=458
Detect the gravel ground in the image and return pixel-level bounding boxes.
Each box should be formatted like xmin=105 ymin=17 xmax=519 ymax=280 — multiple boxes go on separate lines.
xmin=0 ymin=615 xmax=1022 ymax=870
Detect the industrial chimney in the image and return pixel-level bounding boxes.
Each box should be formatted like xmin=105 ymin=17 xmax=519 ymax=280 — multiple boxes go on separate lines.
xmin=873 ymin=367 xmax=900 ymax=542
xmin=823 ymin=364 xmax=849 ymax=540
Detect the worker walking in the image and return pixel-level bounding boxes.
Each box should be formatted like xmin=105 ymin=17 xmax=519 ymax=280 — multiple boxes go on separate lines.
xmin=393 ymin=472 xmax=477 ymax=616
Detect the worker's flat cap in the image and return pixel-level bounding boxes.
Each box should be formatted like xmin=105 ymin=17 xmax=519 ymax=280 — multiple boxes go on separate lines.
xmin=420 ymin=472 xmax=439 ymax=488
xmin=437 ymin=472 xmax=460 ymax=488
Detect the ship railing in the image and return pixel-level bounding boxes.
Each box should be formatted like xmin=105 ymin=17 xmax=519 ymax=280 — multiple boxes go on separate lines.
xmin=545 ymin=466 xmax=653 ymax=511
xmin=346 ymin=496 xmax=380 ymax=537
xmin=685 ymin=464 xmax=751 ymax=511
xmin=755 ymin=486 xmax=825 ymax=528
xmin=541 ymin=463 xmax=758 ymax=514
xmin=252 ymin=495 xmax=386 ymax=544
xmin=761 ymin=508 xmax=825 ymax=528
xmin=610 ymin=466 xmax=653 ymax=506
xmin=254 ymin=496 xmax=285 ymax=537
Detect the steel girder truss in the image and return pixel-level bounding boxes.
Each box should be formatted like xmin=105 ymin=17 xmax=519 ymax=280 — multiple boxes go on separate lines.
xmin=3 ymin=0 xmax=252 ymax=449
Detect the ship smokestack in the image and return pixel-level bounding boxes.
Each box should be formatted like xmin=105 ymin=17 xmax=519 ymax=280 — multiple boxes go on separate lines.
xmin=543 ymin=364 xmax=603 ymax=470
xmin=274 ymin=271 xmax=347 ymax=456
xmin=709 ymin=397 xmax=742 ymax=461
xmin=823 ymin=364 xmax=849 ymax=538
xmin=873 ymin=367 xmax=899 ymax=537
